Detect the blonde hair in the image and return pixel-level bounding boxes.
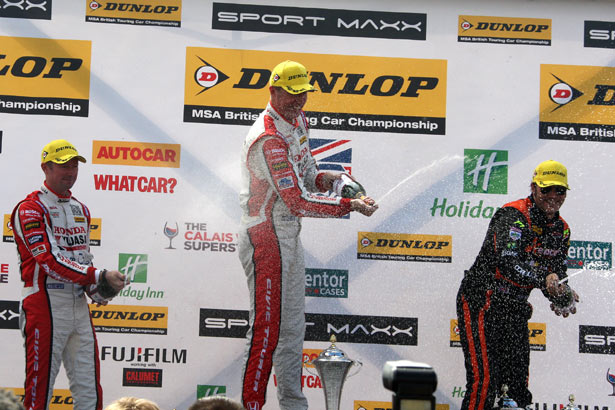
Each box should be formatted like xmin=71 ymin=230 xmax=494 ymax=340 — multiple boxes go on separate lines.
xmin=104 ymin=397 xmax=160 ymax=410
xmin=187 ymin=396 xmax=245 ymax=410
xmin=0 ymin=388 xmax=25 ymax=410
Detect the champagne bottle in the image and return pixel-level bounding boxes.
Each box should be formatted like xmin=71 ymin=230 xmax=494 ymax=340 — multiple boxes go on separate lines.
xmin=332 ymin=174 xmax=367 ymax=199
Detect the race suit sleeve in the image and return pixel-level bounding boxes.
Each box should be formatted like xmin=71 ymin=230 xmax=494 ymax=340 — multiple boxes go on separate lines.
xmin=539 ymin=223 xmax=571 ymax=301
xmin=12 ymin=199 xmax=98 ymax=286
xmin=490 ymin=207 xmax=550 ymax=288
xmin=253 ymin=135 xmax=352 ymax=218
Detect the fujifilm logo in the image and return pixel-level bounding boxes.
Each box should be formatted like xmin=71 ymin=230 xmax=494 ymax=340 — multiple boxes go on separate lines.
xmin=463 ymin=149 xmax=508 ymax=194
xmin=212 ymin=3 xmax=427 ymax=40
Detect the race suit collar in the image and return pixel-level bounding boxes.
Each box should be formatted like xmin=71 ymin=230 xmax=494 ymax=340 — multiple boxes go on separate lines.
xmin=41 ymin=182 xmax=72 ymax=202
xmin=266 ymin=102 xmax=300 ymax=131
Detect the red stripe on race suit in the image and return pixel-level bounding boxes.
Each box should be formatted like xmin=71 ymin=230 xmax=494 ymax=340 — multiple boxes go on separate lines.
xmin=242 ymin=221 xmax=282 ymax=408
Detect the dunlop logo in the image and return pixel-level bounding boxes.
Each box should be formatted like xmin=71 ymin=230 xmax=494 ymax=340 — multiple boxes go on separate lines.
xmin=458 ymin=15 xmax=551 ymax=46
xmin=540 ymin=64 xmax=615 ymax=142
xmin=529 ymin=322 xmax=547 ymax=351
xmin=90 ymin=304 xmax=168 ymax=335
xmin=0 ymin=36 xmax=91 ymax=117
xmin=8 ymin=388 xmax=72 ymax=410
xmin=90 ymin=218 xmax=102 ymax=246
xmin=3 ymin=214 xmax=14 ymax=243
xmin=86 ymin=0 xmax=182 ymax=27
xmin=357 ymin=232 xmax=452 ymax=263
xmin=450 ymin=319 xmax=546 ymax=351
xmin=184 ymin=48 xmax=447 ymax=135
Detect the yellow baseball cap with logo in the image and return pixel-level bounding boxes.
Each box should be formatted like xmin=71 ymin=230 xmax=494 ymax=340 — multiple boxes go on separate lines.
xmin=41 ymin=139 xmax=87 ymax=164
xmin=532 ymin=160 xmax=569 ymax=189
xmin=269 ymin=60 xmax=315 ymax=94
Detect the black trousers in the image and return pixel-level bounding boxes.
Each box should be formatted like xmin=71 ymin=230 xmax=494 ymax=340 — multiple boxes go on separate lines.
xmin=456 ymin=288 xmax=533 ymax=410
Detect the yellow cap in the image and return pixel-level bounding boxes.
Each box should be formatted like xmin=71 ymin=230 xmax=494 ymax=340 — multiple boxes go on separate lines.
xmin=532 ymin=160 xmax=569 ymax=189
xmin=269 ymin=60 xmax=315 ymax=94
xmin=41 ymin=139 xmax=86 ymax=164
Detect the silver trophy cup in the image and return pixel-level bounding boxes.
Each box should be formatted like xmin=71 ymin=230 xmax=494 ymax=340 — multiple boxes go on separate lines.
xmin=305 ymin=335 xmax=362 ymax=410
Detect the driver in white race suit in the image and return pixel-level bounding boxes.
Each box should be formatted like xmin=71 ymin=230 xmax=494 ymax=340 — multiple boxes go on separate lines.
xmin=12 ymin=139 xmax=128 ymax=410
xmin=238 ymin=60 xmax=378 ymax=410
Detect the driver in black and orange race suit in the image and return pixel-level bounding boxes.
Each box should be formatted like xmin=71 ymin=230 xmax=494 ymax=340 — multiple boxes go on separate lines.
xmin=238 ymin=60 xmax=377 ymax=410
xmin=456 ymin=160 xmax=579 ymax=410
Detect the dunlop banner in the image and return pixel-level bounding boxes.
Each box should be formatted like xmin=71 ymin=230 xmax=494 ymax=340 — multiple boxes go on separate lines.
xmin=3 ymin=214 xmax=13 ymax=243
xmin=458 ymin=15 xmax=551 ymax=46
xmin=89 ymin=304 xmax=169 ymax=335
xmin=92 ymin=140 xmax=181 ymax=168
xmin=7 ymin=388 xmax=72 ymax=410
xmin=357 ymin=232 xmax=452 ymax=262
xmin=85 ymin=0 xmax=182 ymax=27
xmin=539 ymin=64 xmax=615 ymax=142
xmin=0 ymin=36 xmax=91 ymax=117
xmin=450 ymin=319 xmax=546 ymax=351
xmin=352 ymin=401 xmax=450 ymax=410
xmin=528 ymin=322 xmax=547 ymax=351
xmin=184 ymin=48 xmax=447 ymax=135
xmin=90 ymin=218 xmax=102 ymax=246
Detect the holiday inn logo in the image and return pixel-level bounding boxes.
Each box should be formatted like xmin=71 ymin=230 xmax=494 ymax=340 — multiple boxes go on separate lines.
xmin=463 ymin=149 xmax=508 ymax=194
xmin=118 ymin=253 xmax=148 ymax=283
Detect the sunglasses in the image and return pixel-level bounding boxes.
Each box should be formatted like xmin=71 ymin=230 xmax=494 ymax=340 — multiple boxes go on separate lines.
xmin=539 ymin=186 xmax=567 ymax=195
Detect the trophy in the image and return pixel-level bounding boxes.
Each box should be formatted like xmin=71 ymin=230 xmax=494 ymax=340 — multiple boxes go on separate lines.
xmin=497 ymin=384 xmax=522 ymax=409
xmin=305 ymin=335 xmax=362 ymax=410
xmin=562 ymin=394 xmax=579 ymax=410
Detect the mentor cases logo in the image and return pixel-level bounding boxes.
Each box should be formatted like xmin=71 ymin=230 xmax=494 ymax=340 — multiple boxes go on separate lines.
xmin=567 ymin=240 xmax=612 ymax=270
xmin=463 ymin=149 xmax=508 ymax=194
xmin=305 ymin=268 xmax=348 ymax=298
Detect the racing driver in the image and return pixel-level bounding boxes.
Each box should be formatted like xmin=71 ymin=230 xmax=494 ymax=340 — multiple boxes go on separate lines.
xmin=456 ymin=160 xmax=579 ymax=410
xmin=239 ymin=60 xmax=378 ymax=410
xmin=12 ymin=139 xmax=128 ymax=410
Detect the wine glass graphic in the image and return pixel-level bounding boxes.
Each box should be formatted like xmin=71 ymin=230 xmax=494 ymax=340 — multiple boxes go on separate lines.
xmin=607 ymin=368 xmax=615 ymax=396
xmin=163 ymin=222 xmax=179 ymax=249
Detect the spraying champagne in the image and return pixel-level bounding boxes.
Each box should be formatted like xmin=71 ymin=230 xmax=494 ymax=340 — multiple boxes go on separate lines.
xmin=332 ymin=173 xmax=367 ymax=199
